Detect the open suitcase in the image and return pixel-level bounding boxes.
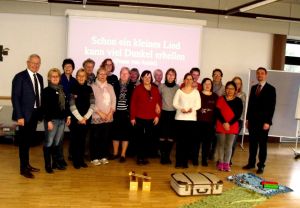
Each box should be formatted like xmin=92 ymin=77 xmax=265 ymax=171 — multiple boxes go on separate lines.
xmin=170 ymin=172 xmax=223 ymax=196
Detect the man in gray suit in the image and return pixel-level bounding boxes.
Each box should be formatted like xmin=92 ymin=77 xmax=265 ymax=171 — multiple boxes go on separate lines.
xmin=12 ymin=54 xmax=44 ymax=178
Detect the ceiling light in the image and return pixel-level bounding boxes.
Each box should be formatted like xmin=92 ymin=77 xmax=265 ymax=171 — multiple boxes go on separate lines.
xmin=239 ymin=0 xmax=278 ymax=12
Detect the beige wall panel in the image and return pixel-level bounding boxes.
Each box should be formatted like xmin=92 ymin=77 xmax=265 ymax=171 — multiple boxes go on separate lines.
xmin=0 ymin=0 xmax=49 ymax=15
xmin=289 ymin=23 xmax=300 ymax=36
xmin=219 ymin=15 xmax=290 ymax=34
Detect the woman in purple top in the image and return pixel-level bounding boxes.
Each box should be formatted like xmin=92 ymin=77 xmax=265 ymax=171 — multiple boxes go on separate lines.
xmin=197 ymin=78 xmax=218 ymax=166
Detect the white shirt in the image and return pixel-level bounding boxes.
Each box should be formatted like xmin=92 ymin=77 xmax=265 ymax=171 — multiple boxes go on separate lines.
xmin=27 ymin=69 xmax=41 ymax=108
xmin=173 ymin=89 xmax=201 ymax=121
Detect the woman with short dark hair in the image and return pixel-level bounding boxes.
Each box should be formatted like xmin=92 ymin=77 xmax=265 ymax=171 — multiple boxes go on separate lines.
xmin=197 ymin=78 xmax=218 ymax=166
xmin=215 ymin=81 xmax=243 ymax=171
xmin=130 ymin=70 xmax=162 ymax=165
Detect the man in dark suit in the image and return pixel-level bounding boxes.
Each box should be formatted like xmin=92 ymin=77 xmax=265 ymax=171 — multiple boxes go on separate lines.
xmin=11 ymin=54 xmax=44 ymax=178
xmin=243 ymin=67 xmax=276 ymax=174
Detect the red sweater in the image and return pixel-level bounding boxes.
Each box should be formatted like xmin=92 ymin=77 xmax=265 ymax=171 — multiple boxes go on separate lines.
xmin=130 ymin=84 xmax=162 ymax=120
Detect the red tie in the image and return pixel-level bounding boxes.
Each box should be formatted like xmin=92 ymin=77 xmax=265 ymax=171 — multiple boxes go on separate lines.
xmin=256 ymin=84 xmax=262 ymax=96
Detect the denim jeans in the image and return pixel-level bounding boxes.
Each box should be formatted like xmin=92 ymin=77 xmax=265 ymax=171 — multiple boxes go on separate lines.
xmin=44 ymin=119 xmax=65 ymax=147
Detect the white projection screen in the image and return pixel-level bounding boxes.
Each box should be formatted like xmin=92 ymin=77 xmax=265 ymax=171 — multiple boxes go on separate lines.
xmin=66 ymin=10 xmax=206 ymax=81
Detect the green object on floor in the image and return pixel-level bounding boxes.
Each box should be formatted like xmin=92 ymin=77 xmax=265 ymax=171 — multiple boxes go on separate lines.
xmin=179 ymin=187 xmax=266 ymax=208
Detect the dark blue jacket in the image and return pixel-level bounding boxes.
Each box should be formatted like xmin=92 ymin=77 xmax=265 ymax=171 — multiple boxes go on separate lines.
xmin=11 ymin=69 xmax=44 ymax=122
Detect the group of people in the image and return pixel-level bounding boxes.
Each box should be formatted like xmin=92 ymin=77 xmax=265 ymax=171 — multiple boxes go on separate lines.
xmin=11 ymin=54 xmax=276 ymax=179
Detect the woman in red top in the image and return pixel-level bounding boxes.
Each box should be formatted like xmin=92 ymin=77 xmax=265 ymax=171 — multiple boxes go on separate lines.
xmin=130 ymin=70 xmax=162 ymax=165
xmin=215 ymin=81 xmax=243 ymax=172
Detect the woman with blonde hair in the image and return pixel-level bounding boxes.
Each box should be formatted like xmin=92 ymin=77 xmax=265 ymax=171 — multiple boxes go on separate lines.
xmin=230 ymin=76 xmax=247 ymax=164
xmin=42 ymin=68 xmax=71 ymax=173
xmin=69 ymin=69 xmax=95 ymax=169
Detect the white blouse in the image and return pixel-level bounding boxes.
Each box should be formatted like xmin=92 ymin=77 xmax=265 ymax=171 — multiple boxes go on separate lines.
xmin=173 ymin=89 xmax=201 ymax=121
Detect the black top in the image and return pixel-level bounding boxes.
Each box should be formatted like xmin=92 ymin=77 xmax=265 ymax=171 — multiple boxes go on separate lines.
xmin=42 ymin=86 xmax=68 ymax=121
xmin=107 ymin=74 xmax=119 ymax=93
xmin=69 ymin=81 xmax=94 ymax=123
xmin=215 ymin=96 xmax=243 ymax=125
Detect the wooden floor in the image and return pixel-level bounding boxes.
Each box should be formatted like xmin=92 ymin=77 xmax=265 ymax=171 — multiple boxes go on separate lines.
xmin=0 ymin=142 xmax=300 ymax=208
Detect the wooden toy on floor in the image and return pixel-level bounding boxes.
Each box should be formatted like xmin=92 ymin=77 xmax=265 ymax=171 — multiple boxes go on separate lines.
xmin=129 ymin=171 xmax=152 ymax=191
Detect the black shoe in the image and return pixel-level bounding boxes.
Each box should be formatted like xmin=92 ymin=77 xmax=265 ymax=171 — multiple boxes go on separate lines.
xmin=242 ymin=164 xmax=255 ymax=170
xmin=175 ymin=163 xmax=182 ymax=169
xmin=142 ymin=159 xmax=149 ymax=165
xmin=108 ymin=154 xmax=119 ymax=160
xmin=52 ymin=163 xmax=57 ymax=169
xmin=160 ymin=158 xmax=167 ymax=165
xmin=119 ymin=156 xmax=126 ymax=163
xmin=201 ymin=161 xmax=208 ymax=167
xmin=56 ymin=163 xmax=66 ymax=170
xmin=61 ymin=159 xmax=68 ymax=166
xmin=81 ymin=163 xmax=88 ymax=168
xmin=27 ymin=165 xmax=40 ymax=172
xmin=192 ymin=160 xmax=199 ymax=166
xmin=256 ymin=168 xmax=264 ymax=174
xmin=165 ymin=158 xmax=172 ymax=164
xmin=45 ymin=167 xmax=54 ymax=174
xmin=137 ymin=159 xmax=144 ymax=165
xmin=73 ymin=164 xmax=81 ymax=169
xmin=182 ymin=164 xmax=188 ymax=169
xmin=20 ymin=169 xmax=34 ymax=178
xmin=68 ymin=155 xmax=72 ymax=161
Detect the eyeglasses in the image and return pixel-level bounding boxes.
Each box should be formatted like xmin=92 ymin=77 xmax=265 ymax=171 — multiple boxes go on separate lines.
xmin=29 ymin=62 xmax=40 ymax=66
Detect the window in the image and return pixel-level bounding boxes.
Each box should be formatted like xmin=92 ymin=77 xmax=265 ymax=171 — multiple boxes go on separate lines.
xmin=284 ymin=39 xmax=300 ymax=73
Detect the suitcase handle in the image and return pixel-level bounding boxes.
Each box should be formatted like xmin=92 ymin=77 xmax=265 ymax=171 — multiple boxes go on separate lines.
xmin=196 ymin=188 xmax=208 ymax=194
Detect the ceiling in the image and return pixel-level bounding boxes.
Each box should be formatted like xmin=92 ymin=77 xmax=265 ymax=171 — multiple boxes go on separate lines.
xmin=5 ymin=0 xmax=300 ymax=23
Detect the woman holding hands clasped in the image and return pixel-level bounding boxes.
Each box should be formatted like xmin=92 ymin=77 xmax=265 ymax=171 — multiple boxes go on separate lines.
xmin=173 ymin=73 xmax=201 ymax=168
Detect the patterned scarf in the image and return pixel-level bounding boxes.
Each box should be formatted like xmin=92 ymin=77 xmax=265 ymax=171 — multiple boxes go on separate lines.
xmin=48 ymin=83 xmax=65 ymax=111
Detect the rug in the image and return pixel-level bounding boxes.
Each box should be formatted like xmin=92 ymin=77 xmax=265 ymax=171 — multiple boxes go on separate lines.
xmin=179 ymin=187 xmax=266 ymax=208
xmin=227 ymin=173 xmax=293 ymax=197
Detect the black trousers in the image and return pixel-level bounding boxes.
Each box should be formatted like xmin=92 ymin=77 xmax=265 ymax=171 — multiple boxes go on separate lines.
xmin=134 ymin=118 xmax=155 ymax=160
xmin=69 ymin=122 xmax=89 ymax=165
xmin=248 ymin=122 xmax=269 ymax=168
xmin=17 ymin=109 xmax=39 ymax=171
xmin=175 ymin=120 xmax=197 ymax=166
xmin=90 ymin=123 xmax=112 ymax=160
xmin=198 ymin=121 xmax=215 ymax=162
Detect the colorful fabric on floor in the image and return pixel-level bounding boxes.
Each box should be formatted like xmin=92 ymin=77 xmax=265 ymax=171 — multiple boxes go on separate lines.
xmin=228 ymin=173 xmax=293 ymax=197
xmin=180 ymin=187 xmax=266 ymax=208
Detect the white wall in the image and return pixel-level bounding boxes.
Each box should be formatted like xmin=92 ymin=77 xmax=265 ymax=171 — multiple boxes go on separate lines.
xmin=0 ymin=13 xmax=66 ymax=100
xmin=201 ymin=27 xmax=273 ymax=93
xmin=0 ymin=12 xmax=272 ymax=101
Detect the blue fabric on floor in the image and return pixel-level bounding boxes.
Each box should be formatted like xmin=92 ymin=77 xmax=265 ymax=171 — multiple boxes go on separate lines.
xmin=228 ymin=173 xmax=293 ymax=197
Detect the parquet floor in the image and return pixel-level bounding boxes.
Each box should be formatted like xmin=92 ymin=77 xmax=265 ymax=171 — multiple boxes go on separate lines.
xmin=0 ymin=141 xmax=299 ymax=208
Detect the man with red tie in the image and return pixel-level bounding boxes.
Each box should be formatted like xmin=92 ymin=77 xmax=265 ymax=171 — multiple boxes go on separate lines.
xmin=243 ymin=67 xmax=276 ymax=174
xmin=12 ymin=54 xmax=44 ymax=178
